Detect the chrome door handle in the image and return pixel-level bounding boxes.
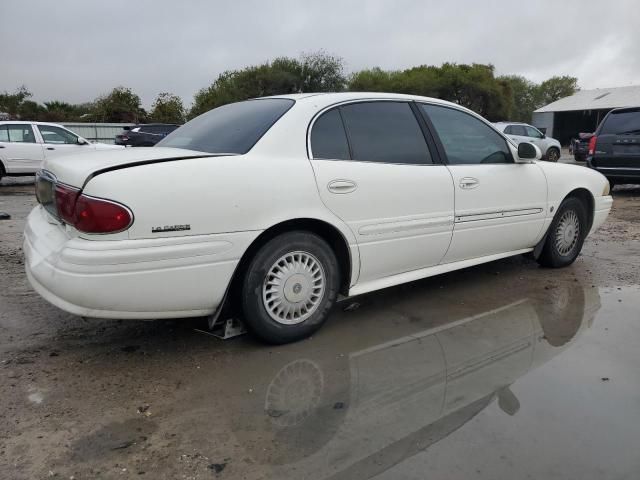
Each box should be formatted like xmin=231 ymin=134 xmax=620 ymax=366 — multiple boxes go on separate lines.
xmin=327 ymin=179 xmax=357 ymax=194
xmin=459 ymin=177 xmax=479 ymax=189
xmin=46 ymin=147 xmax=55 ymax=150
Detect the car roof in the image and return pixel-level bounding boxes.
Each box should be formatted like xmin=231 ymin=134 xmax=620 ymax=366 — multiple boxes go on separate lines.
xmin=608 ymin=106 xmax=640 ymax=114
xmin=0 ymin=120 xmax=72 ymax=127
xmin=263 ymin=91 xmax=462 ymax=110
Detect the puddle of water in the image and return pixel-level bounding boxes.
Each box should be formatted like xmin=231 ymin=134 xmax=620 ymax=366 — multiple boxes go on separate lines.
xmin=169 ymin=277 xmax=640 ymax=479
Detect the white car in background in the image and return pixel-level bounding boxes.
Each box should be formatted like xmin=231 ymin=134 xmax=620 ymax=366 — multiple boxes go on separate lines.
xmin=494 ymin=122 xmax=562 ymax=162
xmin=23 ymin=93 xmax=612 ymax=344
xmin=0 ymin=121 xmax=122 ymax=180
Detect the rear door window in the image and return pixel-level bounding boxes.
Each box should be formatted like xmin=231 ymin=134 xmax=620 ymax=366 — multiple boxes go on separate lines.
xmin=0 ymin=126 xmax=8 ymax=142
xmin=6 ymin=124 xmax=36 ymax=143
xmin=338 ymin=102 xmax=432 ymax=164
xmin=600 ymin=110 xmax=640 ymax=135
xmin=510 ymin=125 xmax=527 ymax=136
xmin=310 ymin=109 xmax=351 ymax=160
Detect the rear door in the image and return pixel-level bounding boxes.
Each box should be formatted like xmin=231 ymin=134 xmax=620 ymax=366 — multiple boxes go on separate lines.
xmin=0 ymin=124 xmax=45 ymax=173
xmin=594 ymin=109 xmax=640 ymax=174
xmin=504 ymin=124 xmax=528 ymax=145
xmin=309 ymin=101 xmax=454 ymax=285
xmin=419 ymin=104 xmax=547 ymax=263
xmin=36 ymin=124 xmax=90 ymax=160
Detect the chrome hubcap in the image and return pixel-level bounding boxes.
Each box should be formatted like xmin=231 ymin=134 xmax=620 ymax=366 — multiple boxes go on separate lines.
xmin=555 ymin=210 xmax=580 ymax=256
xmin=262 ymin=251 xmax=325 ymax=325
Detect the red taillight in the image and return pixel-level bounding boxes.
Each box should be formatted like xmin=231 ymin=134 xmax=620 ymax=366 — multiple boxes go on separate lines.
xmin=588 ymin=136 xmax=597 ymax=155
xmin=54 ymin=183 xmax=80 ymax=224
xmin=74 ymin=195 xmax=133 ymax=234
xmin=50 ymin=182 xmax=132 ymax=234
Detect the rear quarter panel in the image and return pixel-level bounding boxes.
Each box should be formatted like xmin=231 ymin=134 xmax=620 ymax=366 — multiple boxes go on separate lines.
xmin=81 ymin=154 xmax=355 ymax=241
xmin=80 ymin=153 xmax=360 ymax=291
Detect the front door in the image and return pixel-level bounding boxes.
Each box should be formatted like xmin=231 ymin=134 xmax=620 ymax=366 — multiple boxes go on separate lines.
xmin=523 ymin=125 xmax=547 ymax=152
xmin=35 ymin=124 xmax=89 ymax=161
xmin=419 ymin=104 xmax=547 ymax=263
xmin=309 ymin=101 xmax=455 ymax=285
xmin=0 ymin=124 xmax=45 ymax=173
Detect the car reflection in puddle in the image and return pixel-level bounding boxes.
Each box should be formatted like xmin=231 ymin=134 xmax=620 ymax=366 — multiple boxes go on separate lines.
xmin=190 ymin=278 xmax=600 ymax=479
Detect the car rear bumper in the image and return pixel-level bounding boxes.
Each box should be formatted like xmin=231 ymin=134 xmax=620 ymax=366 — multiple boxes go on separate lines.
xmin=591 ymin=195 xmax=613 ymax=233
xmin=23 ymin=206 xmax=255 ymax=319
xmin=587 ymin=158 xmax=640 ymax=183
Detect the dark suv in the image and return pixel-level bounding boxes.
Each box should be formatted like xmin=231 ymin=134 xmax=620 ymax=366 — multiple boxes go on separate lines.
xmin=587 ymin=107 xmax=640 ymax=187
xmin=115 ymin=124 xmax=179 ymax=147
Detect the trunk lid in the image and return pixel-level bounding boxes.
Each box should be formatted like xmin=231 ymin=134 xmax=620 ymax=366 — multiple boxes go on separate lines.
xmin=592 ymin=133 xmax=640 ymax=168
xmin=42 ymin=147 xmax=213 ymax=187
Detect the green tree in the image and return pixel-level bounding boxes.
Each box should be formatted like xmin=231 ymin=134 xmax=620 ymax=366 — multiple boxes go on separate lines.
xmin=498 ymin=75 xmax=538 ymax=122
xmin=535 ymin=75 xmax=579 ymax=107
xmin=190 ymin=52 xmax=346 ymax=118
xmin=299 ymin=51 xmax=346 ymax=92
xmin=92 ymin=87 xmax=146 ymax=123
xmin=40 ymin=100 xmax=91 ymax=122
xmin=150 ymin=92 xmax=185 ymax=123
xmin=18 ymin=100 xmax=45 ymax=120
xmin=349 ymin=67 xmax=398 ymax=92
xmin=348 ymin=63 xmax=512 ymax=121
xmin=0 ymin=86 xmax=32 ymax=118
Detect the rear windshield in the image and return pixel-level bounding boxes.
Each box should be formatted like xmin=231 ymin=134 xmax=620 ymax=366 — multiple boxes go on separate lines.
xmin=157 ymin=99 xmax=294 ymax=154
xmin=600 ymin=110 xmax=640 ymax=135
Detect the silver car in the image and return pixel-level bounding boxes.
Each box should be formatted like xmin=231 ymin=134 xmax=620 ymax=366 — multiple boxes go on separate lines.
xmin=494 ymin=122 xmax=562 ymax=162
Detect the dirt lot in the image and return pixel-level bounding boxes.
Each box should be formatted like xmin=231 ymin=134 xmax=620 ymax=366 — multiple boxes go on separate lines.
xmin=1 ymin=175 xmax=639 ymax=479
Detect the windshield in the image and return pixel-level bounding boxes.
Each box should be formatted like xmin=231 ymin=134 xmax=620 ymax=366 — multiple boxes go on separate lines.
xmin=157 ymin=98 xmax=294 ymax=154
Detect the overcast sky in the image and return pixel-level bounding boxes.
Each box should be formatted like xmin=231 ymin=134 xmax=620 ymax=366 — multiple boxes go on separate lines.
xmin=2 ymin=0 xmax=638 ymax=108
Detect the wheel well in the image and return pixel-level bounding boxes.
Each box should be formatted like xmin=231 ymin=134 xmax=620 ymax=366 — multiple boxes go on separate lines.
xmin=547 ymin=146 xmax=560 ymax=155
xmin=224 ymin=218 xmax=353 ymax=315
xmin=0 ymin=159 xmax=5 ymax=175
xmin=565 ymin=188 xmax=595 ymax=232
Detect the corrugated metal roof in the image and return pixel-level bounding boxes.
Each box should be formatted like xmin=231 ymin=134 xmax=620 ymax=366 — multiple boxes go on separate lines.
xmin=534 ymin=85 xmax=640 ymax=113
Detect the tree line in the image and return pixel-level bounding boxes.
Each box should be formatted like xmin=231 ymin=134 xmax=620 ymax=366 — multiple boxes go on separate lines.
xmin=0 ymin=52 xmax=578 ymax=125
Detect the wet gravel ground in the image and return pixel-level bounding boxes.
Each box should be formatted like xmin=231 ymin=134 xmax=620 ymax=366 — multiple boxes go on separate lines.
xmin=1 ymin=173 xmax=639 ymax=479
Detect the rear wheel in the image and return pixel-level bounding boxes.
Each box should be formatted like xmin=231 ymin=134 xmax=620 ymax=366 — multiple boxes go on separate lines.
xmin=546 ymin=147 xmax=560 ymax=162
xmin=240 ymin=231 xmax=339 ymax=344
xmin=537 ymin=197 xmax=587 ymax=268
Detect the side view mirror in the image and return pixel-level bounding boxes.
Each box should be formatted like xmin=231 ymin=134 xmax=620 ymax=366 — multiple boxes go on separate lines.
xmin=77 ymin=138 xmax=88 ymax=145
xmin=517 ymin=142 xmax=541 ymax=161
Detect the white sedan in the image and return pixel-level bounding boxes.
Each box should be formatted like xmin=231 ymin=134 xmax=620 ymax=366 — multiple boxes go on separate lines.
xmin=23 ymin=93 xmax=613 ymax=343
xmin=0 ymin=121 xmax=121 ymax=180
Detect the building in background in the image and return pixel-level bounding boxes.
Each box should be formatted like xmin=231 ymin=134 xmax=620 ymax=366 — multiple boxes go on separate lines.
xmin=532 ymin=85 xmax=640 ymax=145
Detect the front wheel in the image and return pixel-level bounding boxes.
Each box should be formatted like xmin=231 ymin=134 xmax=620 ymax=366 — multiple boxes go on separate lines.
xmin=546 ymin=148 xmax=560 ymax=162
xmin=240 ymin=231 xmax=340 ymax=344
xmin=537 ymin=197 xmax=587 ymax=268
